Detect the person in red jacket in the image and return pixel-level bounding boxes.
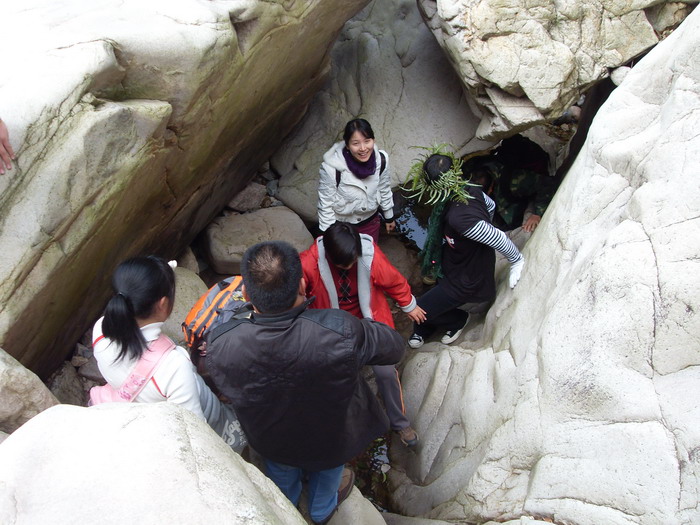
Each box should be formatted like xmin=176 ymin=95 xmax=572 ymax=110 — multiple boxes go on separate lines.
xmin=300 ymin=221 xmax=426 ymax=447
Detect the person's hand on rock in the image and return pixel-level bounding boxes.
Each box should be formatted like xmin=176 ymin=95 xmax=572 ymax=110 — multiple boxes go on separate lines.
xmin=509 ymin=257 xmax=525 ymax=289
xmin=0 ymin=118 xmax=15 ymax=175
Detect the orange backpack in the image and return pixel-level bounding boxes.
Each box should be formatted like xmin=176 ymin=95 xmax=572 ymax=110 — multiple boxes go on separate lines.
xmin=182 ymin=276 xmax=250 ymax=352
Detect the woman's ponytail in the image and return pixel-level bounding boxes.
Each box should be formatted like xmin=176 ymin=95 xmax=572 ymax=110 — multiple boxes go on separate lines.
xmin=102 ymin=256 xmax=175 ymax=362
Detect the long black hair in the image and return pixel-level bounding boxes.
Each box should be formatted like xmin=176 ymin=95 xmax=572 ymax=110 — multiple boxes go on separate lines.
xmin=102 ymin=256 xmax=175 ymax=362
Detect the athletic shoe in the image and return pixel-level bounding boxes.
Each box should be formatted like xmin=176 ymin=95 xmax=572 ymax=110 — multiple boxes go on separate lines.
xmin=396 ymin=426 xmax=419 ymax=448
xmin=441 ymin=315 xmax=470 ymax=345
xmin=407 ymin=333 xmax=424 ymax=349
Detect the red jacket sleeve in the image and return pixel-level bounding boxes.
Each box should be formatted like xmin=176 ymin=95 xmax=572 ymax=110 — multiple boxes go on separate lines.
xmin=371 ymin=245 xmax=413 ymax=308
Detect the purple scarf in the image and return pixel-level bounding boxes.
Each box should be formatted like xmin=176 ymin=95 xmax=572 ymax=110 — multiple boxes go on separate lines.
xmin=342 ymin=148 xmax=376 ymax=179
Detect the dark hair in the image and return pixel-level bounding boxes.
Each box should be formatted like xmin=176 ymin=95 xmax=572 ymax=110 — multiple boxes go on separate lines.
xmin=423 ymin=154 xmax=453 ymax=184
xmin=324 ymin=222 xmax=362 ymax=268
xmin=102 ymin=256 xmax=176 ymax=362
xmin=463 ymin=156 xmax=495 ymax=192
xmin=343 ymin=118 xmax=375 ymax=145
xmin=241 ymin=241 xmax=302 ymax=314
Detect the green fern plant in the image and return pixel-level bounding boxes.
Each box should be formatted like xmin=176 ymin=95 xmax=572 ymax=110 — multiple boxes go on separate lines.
xmin=401 ymin=144 xmax=478 ymax=205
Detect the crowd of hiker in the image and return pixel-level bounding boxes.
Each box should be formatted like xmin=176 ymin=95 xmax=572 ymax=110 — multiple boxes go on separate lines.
xmin=88 ymin=118 xmax=559 ymax=524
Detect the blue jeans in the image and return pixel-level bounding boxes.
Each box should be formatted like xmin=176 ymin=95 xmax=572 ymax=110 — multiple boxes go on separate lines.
xmin=264 ymin=459 xmax=344 ymax=523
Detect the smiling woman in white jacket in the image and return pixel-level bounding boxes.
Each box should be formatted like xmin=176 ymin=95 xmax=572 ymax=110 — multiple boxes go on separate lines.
xmin=92 ymin=256 xmax=246 ymax=452
xmin=318 ymin=118 xmax=395 ymax=242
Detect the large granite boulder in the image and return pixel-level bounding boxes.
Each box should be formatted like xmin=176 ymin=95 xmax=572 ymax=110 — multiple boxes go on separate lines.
xmin=204 ymin=207 xmax=313 ymax=275
xmin=0 ymin=403 xmax=305 ymax=524
xmin=418 ymin=0 xmax=695 ymax=139
xmin=390 ymin=8 xmax=700 ymax=524
xmin=0 ymin=349 xmax=58 ymax=433
xmin=273 ymin=0 xmax=487 ymax=223
xmin=0 ymin=0 xmax=370 ymax=379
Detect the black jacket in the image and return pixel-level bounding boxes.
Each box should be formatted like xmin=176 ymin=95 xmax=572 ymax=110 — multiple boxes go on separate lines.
xmin=206 ymin=300 xmax=405 ymax=471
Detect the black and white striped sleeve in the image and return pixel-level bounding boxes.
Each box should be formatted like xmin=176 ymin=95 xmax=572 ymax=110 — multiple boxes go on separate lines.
xmin=463 ymin=220 xmax=522 ymax=263
xmin=483 ymin=192 xmax=495 ymax=221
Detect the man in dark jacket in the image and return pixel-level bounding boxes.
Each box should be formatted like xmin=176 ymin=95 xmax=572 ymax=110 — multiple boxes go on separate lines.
xmin=206 ymin=241 xmax=405 ymax=525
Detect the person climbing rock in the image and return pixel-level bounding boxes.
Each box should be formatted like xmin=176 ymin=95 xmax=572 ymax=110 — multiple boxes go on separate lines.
xmin=91 ymin=256 xmax=246 ymax=453
xmin=300 ymin=221 xmax=425 ymax=448
xmin=317 ymin=118 xmax=395 ymax=241
xmin=205 ymin=241 xmax=405 ymax=524
xmin=464 ymin=134 xmax=558 ymax=233
xmin=403 ymin=148 xmax=525 ymax=349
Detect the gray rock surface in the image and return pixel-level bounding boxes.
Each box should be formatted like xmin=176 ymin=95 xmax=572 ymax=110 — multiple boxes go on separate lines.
xmin=0 ymin=0 xmax=370 ymax=379
xmin=328 ymin=487 xmax=387 ymax=525
xmin=228 ymin=182 xmax=269 ymax=212
xmin=273 ymin=0 xmax=488 ymax=223
xmin=390 ymin=8 xmax=700 ymax=524
xmin=205 ymin=207 xmax=313 ymax=275
xmin=176 ymin=247 xmax=201 ymax=274
xmin=46 ymin=362 xmax=86 ymax=406
xmin=418 ymin=0 xmax=694 ymax=138
xmin=78 ymin=356 xmax=103 ymax=383
xmin=0 ymin=349 xmax=58 ymax=433
xmin=0 ymin=403 xmax=306 ymax=524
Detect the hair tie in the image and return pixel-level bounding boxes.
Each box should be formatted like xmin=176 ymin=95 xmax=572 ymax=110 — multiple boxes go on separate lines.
xmin=116 ymin=291 xmax=128 ymax=300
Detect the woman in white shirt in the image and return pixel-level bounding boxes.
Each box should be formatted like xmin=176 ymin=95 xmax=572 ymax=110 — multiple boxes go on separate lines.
xmin=92 ymin=256 xmax=245 ymax=452
xmin=317 ymin=118 xmax=396 ymax=241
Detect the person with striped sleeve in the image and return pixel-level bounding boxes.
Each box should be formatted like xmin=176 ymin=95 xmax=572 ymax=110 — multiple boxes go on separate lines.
xmin=403 ymin=151 xmax=524 ymax=348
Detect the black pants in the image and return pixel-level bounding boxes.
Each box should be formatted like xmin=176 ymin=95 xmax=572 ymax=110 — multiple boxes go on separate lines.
xmin=413 ymin=283 xmax=469 ymax=338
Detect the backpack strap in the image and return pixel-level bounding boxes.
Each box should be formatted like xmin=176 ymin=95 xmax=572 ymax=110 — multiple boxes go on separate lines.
xmin=335 ymin=151 xmax=387 ymax=187
xmin=115 ymin=334 xmax=176 ymax=402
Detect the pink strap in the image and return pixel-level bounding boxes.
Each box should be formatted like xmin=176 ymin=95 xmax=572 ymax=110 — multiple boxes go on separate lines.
xmin=114 ymin=335 xmax=176 ymax=402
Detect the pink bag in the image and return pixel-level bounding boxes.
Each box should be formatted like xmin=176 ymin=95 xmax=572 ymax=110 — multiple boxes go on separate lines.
xmin=89 ymin=335 xmax=175 ymax=405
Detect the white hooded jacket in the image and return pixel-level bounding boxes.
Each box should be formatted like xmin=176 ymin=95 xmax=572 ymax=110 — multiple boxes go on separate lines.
xmin=317 ymin=141 xmax=394 ymax=231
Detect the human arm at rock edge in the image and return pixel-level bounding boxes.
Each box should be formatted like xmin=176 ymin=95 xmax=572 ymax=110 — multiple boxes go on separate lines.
xmin=351 ymin=314 xmax=405 ymax=368
xmin=522 ymin=214 xmax=541 ymax=233
xmin=371 ymin=244 xmax=426 ymax=323
xmin=523 ymin=173 xmax=558 ymax=232
xmin=0 ymin=118 xmax=15 ymax=174
xmin=317 ymin=161 xmax=337 ymax=232
xmin=377 ymin=149 xmax=395 ymax=232
xmin=462 ymin=220 xmax=524 ymax=288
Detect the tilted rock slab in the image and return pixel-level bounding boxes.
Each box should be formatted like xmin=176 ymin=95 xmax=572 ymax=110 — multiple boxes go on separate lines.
xmin=0 ymin=349 xmax=58 ymax=433
xmin=0 ymin=403 xmax=306 ymax=524
xmin=0 ymin=0 xmax=369 ymax=379
xmin=273 ymin=0 xmax=488 ymax=223
xmin=391 ymin=8 xmax=700 ymax=524
xmin=418 ymin=0 xmax=695 ymax=139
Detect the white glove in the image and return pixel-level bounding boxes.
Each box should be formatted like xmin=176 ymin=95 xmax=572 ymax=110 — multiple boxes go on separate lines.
xmin=509 ymin=257 xmax=524 ymax=289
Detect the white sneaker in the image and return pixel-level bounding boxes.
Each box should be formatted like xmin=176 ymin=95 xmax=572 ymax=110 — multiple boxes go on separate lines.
xmin=407 ymin=334 xmax=424 ymax=349
xmin=441 ymin=315 xmax=469 ymax=345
